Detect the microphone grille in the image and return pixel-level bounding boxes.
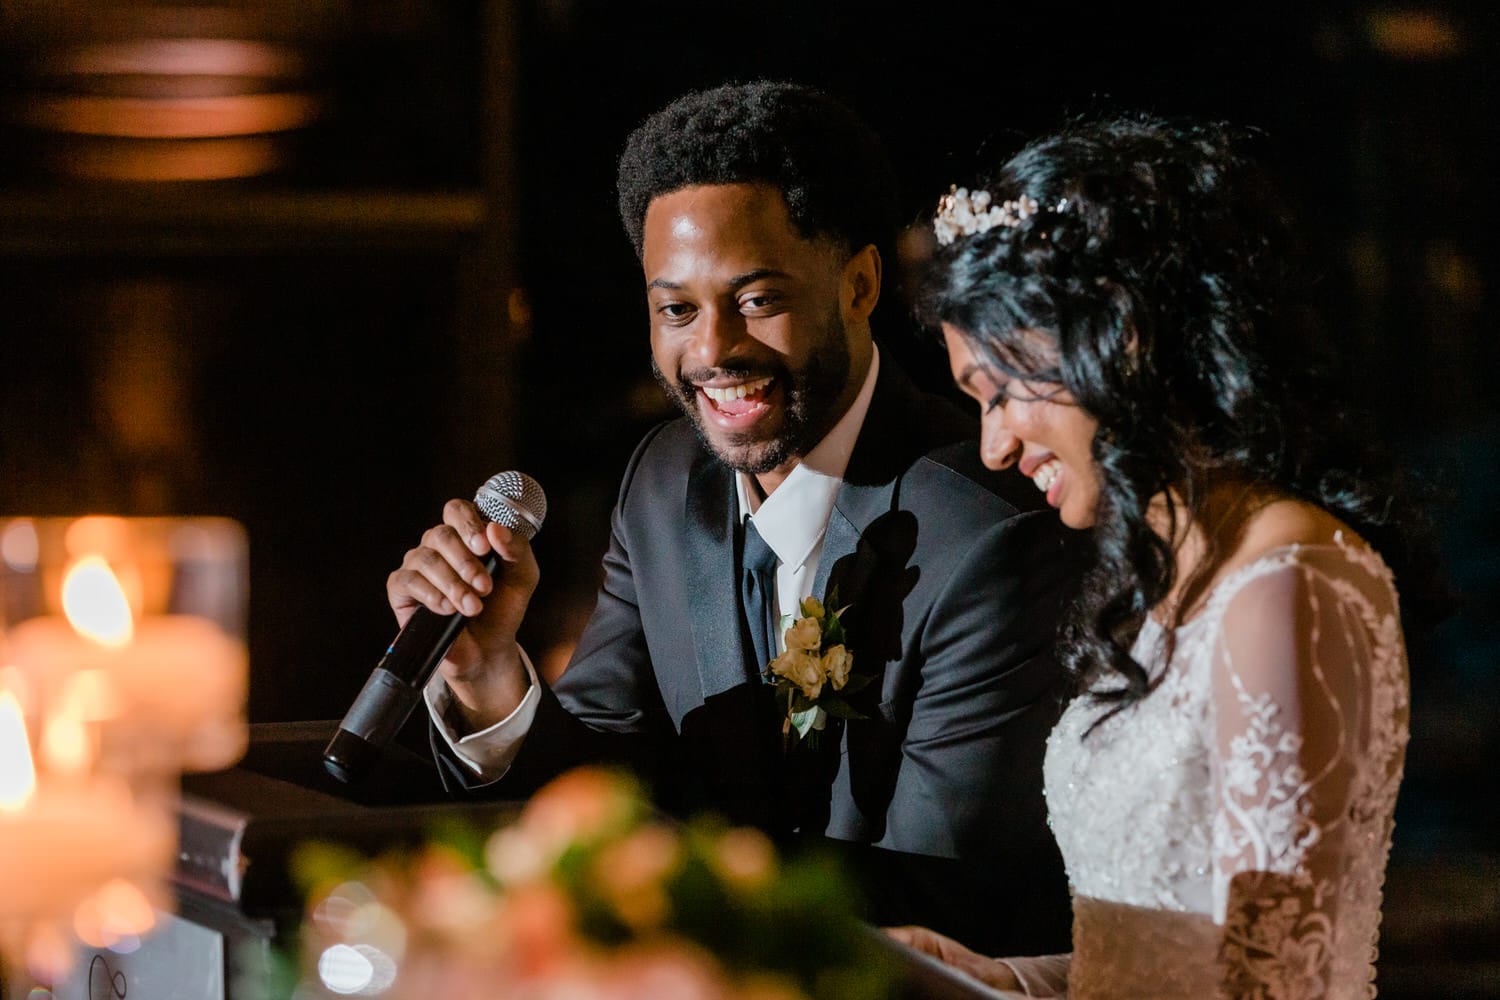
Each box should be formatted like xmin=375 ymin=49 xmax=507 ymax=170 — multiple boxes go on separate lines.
xmin=474 ymin=471 xmax=548 ymax=541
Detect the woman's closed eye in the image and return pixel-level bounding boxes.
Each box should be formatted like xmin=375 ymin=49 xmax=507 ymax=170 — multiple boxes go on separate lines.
xmin=1001 ymin=378 xmax=1066 ymax=406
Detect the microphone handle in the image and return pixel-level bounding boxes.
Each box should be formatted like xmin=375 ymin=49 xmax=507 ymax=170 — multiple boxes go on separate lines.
xmin=323 ymin=551 xmax=498 ymax=782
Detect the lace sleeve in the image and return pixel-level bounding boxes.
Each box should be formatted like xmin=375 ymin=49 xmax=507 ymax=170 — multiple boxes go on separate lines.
xmin=1206 ymin=548 xmax=1407 ymax=997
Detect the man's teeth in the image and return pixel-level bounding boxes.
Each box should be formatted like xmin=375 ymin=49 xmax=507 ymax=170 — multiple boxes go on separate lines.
xmin=1032 ymin=461 xmax=1059 ymax=493
xmin=702 ymin=376 xmax=772 ymax=403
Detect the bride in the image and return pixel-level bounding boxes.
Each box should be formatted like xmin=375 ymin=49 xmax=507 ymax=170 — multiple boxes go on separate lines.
xmin=890 ymin=114 xmax=1449 ymax=998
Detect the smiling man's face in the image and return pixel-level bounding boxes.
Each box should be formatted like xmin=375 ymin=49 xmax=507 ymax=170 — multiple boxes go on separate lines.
xmin=641 ymin=182 xmax=875 ymax=487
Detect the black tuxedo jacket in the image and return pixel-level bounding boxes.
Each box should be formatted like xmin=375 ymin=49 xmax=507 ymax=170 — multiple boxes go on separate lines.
xmin=434 ymin=358 xmax=1084 ymax=955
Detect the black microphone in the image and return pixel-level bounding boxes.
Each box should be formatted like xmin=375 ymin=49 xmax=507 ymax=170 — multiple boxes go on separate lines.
xmin=323 ymin=471 xmax=548 ymax=784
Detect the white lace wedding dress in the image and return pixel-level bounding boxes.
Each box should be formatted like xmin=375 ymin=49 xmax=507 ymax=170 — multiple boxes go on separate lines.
xmin=1033 ymin=535 xmax=1409 ymax=999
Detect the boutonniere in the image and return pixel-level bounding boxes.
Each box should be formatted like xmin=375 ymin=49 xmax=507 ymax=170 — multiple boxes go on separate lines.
xmin=763 ymin=590 xmax=873 ymax=746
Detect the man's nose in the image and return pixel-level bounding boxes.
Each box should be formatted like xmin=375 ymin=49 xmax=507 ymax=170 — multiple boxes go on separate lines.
xmin=685 ymin=306 xmax=745 ymax=368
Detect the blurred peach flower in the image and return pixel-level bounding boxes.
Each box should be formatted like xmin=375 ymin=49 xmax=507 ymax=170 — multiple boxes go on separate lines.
xmin=285 ymin=766 xmax=893 ymax=1000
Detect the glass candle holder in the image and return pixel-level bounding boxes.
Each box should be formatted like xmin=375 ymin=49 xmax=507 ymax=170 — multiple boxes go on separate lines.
xmin=0 ymin=516 xmax=249 ymax=980
xmin=0 ymin=516 xmax=249 ymax=774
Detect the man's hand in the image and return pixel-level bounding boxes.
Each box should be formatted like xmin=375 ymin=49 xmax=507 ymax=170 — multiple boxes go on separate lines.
xmin=386 ymin=497 xmax=541 ymax=731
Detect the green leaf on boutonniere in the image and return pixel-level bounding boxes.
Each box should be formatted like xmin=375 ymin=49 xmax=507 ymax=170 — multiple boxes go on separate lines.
xmin=818 ymin=693 xmax=868 ymax=721
xmin=823 ymin=611 xmax=847 ymax=648
xmin=838 ymin=672 xmax=876 ymax=696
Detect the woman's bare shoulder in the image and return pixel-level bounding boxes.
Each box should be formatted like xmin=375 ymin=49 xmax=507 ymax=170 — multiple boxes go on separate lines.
xmin=1236 ymin=494 xmax=1362 ymax=561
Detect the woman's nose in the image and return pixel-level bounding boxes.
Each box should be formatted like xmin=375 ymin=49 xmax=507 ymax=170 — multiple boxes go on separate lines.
xmin=980 ymin=420 xmax=1021 ymax=470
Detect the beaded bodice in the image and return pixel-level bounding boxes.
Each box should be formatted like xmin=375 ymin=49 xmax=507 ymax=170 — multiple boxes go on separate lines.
xmin=1043 ymin=537 xmax=1409 ymax=999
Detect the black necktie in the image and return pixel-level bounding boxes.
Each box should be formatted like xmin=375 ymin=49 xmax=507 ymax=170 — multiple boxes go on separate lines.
xmin=741 ymin=518 xmax=780 ymax=680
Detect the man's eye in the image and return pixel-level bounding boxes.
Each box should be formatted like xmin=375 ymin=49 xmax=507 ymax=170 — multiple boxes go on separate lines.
xmin=658 ymin=302 xmax=694 ymax=320
xmin=739 ymin=292 xmax=778 ymax=312
xmin=984 ymin=390 xmax=1008 ymax=414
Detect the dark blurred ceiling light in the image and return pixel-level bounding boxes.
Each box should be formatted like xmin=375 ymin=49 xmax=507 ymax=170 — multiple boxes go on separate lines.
xmin=1 ymin=1 xmax=343 ymax=181
xmin=1364 ymin=8 xmax=1464 ymax=60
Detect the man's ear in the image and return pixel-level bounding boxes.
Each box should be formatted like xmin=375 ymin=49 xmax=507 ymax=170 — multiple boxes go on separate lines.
xmin=842 ymin=244 xmax=882 ymax=322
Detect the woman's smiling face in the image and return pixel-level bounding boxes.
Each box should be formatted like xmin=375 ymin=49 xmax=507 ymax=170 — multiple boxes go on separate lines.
xmin=942 ymin=323 xmax=1102 ymax=529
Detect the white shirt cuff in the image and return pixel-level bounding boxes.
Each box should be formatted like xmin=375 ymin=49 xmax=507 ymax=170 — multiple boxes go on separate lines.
xmin=423 ymin=647 xmax=541 ymax=780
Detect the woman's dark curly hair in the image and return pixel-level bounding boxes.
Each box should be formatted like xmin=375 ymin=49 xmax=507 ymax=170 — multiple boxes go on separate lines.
xmin=616 ymin=79 xmax=899 ymax=263
xmin=916 ymin=112 xmax=1449 ymax=711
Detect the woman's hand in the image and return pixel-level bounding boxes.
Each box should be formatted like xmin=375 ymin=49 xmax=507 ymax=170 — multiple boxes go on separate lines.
xmin=883 ymin=925 xmax=1023 ymax=992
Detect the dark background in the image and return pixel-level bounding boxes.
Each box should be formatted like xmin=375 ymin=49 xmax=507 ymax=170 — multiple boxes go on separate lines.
xmin=1 ymin=2 xmax=1495 ymax=994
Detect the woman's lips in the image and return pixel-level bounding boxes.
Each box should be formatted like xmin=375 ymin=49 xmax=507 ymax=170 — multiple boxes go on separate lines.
xmin=1031 ymin=458 xmax=1062 ymax=507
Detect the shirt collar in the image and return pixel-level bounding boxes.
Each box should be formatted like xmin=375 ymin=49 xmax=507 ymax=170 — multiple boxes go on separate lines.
xmin=735 ymin=345 xmax=880 ymax=571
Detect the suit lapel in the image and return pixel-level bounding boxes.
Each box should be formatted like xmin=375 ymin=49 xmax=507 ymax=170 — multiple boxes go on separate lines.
xmin=814 ymin=357 xmax=923 ymax=613
xmin=817 ymin=358 xmax=947 ymax=672
xmin=814 ymin=493 xmax=871 ymax=613
xmin=685 ymin=449 xmax=760 ymax=699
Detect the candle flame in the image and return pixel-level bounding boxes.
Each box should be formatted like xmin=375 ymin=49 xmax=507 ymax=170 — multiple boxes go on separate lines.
xmin=61 ymin=556 xmax=135 ymax=647
xmin=43 ymin=711 xmax=93 ymax=775
xmin=0 ymin=690 xmax=38 ymax=810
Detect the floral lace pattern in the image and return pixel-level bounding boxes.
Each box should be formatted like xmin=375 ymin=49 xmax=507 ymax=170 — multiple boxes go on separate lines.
xmin=1043 ymin=536 xmax=1409 ymax=999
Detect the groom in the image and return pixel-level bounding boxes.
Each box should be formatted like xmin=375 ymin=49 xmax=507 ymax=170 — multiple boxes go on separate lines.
xmin=391 ymin=80 xmax=1082 ymax=955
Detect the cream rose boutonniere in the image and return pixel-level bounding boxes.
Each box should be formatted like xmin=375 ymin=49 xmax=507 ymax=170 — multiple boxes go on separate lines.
xmin=764 ymin=591 xmax=872 ymax=745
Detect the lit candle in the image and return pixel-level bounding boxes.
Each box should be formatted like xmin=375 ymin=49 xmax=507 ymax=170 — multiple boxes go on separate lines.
xmin=0 ymin=694 xmax=174 ymax=921
xmin=0 ymin=515 xmax=246 ymax=980
xmin=3 ymin=555 xmax=248 ymax=773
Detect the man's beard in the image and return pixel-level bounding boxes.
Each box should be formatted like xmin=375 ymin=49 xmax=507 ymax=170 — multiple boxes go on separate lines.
xmin=652 ymin=310 xmax=853 ymax=474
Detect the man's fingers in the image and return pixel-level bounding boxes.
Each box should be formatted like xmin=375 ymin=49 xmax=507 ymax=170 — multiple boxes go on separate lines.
xmin=485 ymin=522 xmax=541 ymax=582
xmin=443 ymin=497 xmax=492 ymax=555
xmin=392 ymin=543 xmax=485 ymax=617
xmin=388 ymin=565 xmax=458 ymax=616
xmin=413 ymin=522 xmax=493 ymax=595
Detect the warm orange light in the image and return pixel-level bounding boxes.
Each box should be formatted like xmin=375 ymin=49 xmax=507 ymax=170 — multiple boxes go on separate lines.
xmin=0 ymin=519 xmax=40 ymax=572
xmin=74 ymin=878 xmax=158 ymax=946
xmin=42 ymin=707 xmax=94 ymax=775
xmin=1367 ymin=9 xmax=1463 ymax=59
xmin=61 ymin=556 xmax=134 ymax=647
xmin=0 ymin=691 xmax=38 ymax=810
xmin=20 ymin=92 xmax=322 ymax=139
